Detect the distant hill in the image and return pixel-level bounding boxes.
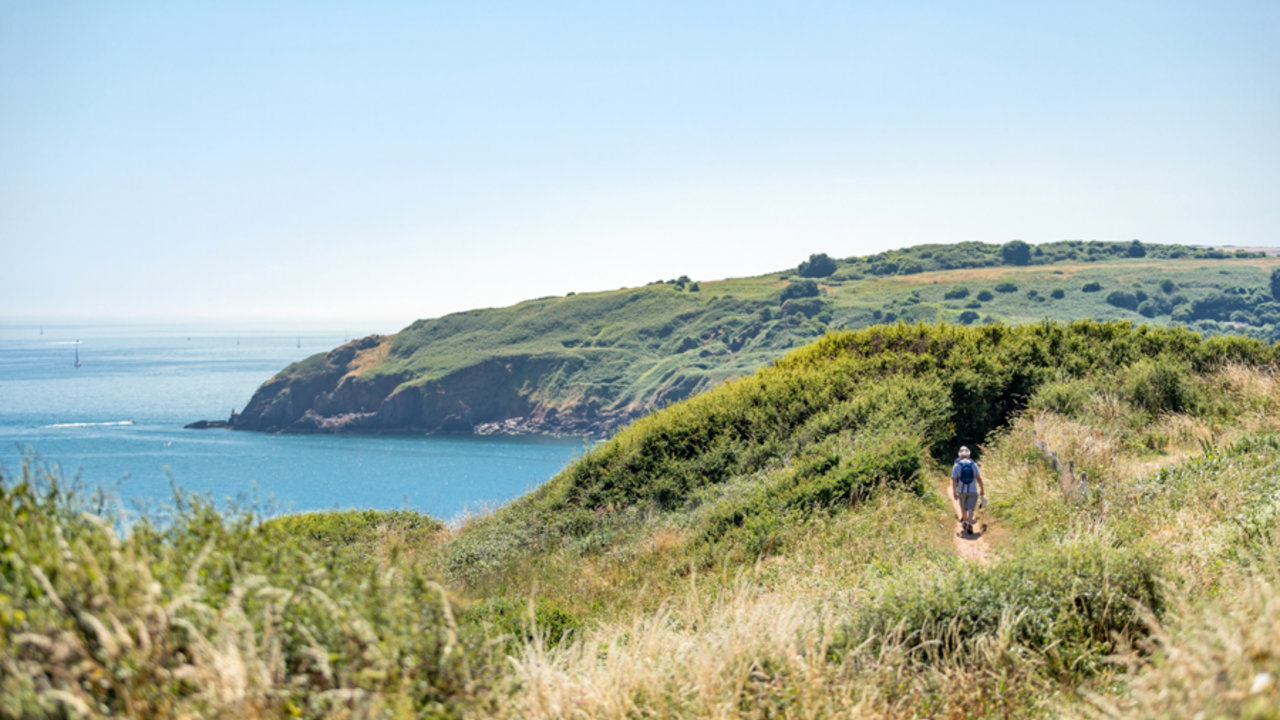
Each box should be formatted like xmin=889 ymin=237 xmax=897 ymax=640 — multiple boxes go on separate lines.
xmin=215 ymin=240 xmax=1280 ymax=435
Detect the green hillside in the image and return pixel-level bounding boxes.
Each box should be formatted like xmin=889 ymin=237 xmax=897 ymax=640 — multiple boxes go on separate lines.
xmin=224 ymin=240 xmax=1280 ymax=435
xmin=9 ymin=320 xmax=1280 ymax=718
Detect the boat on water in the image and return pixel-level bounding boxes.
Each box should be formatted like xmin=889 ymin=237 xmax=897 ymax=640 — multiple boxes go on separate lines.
xmin=74 ymin=340 xmax=81 ymax=368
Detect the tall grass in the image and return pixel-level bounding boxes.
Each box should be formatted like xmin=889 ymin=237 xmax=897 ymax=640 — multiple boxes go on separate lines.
xmin=0 ymin=461 xmax=492 ymax=719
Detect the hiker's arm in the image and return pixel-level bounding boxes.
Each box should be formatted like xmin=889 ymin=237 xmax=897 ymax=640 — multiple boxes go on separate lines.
xmin=977 ymin=471 xmax=985 ymax=496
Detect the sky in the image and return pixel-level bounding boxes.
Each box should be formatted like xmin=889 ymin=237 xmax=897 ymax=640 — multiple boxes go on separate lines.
xmin=2 ymin=1 xmax=1277 ymax=329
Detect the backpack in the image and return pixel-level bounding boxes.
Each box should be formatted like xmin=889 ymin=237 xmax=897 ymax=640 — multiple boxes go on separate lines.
xmin=956 ymin=458 xmax=977 ymax=485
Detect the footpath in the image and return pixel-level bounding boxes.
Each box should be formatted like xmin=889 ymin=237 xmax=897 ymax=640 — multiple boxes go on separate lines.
xmin=940 ymin=477 xmax=999 ymax=564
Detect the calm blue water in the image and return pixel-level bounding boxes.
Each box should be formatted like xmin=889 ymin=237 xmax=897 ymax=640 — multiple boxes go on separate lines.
xmin=0 ymin=322 xmax=586 ymax=520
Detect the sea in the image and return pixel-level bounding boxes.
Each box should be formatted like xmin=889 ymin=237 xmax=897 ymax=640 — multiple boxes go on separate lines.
xmin=0 ymin=321 xmax=587 ymax=522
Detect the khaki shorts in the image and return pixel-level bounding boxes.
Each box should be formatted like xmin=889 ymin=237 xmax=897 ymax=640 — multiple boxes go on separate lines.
xmin=959 ymin=491 xmax=979 ymax=511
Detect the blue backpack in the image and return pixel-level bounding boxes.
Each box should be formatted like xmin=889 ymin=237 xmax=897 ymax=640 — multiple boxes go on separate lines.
xmin=956 ymin=458 xmax=977 ymax=485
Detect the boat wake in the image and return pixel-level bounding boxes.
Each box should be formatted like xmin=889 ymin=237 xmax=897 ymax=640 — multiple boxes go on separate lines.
xmin=42 ymin=420 xmax=136 ymax=429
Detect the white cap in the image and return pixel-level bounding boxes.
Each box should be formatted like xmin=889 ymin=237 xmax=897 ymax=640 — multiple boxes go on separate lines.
xmin=958 ymin=446 xmax=971 ymax=458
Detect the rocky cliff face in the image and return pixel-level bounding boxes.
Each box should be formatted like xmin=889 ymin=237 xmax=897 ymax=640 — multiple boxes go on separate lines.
xmin=225 ymin=335 xmax=647 ymax=436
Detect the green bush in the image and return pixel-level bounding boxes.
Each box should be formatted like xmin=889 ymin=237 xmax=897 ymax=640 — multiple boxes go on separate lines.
xmin=1029 ymin=377 xmax=1095 ymax=416
xmin=976 ymin=289 xmax=994 ymax=301
xmin=1106 ymin=290 xmax=1139 ymax=310
xmin=1002 ymin=240 xmax=1032 ymax=266
xmin=944 ymin=287 xmax=970 ymax=300
xmin=1082 ymin=281 xmax=1103 ymax=293
xmin=780 ymin=279 xmax=821 ymax=301
xmin=1050 ymin=288 xmax=1066 ymax=299
xmin=995 ymin=282 xmax=1018 ymax=293
xmin=461 ymin=596 xmax=583 ymax=651
xmin=797 ymin=253 xmax=839 ymax=278
xmin=267 ymin=509 xmax=442 ymax=546
xmin=1123 ymin=357 xmax=1204 ymax=415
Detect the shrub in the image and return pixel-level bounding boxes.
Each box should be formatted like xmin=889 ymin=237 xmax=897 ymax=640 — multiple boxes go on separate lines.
xmin=995 ymin=282 xmax=1018 ymax=293
xmin=1002 ymin=240 xmax=1032 ymax=266
xmin=1128 ymin=239 xmax=1147 ymax=257
xmin=1124 ymin=356 xmax=1204 ymax=415
xmin=1160 ymin=278 xmax=1177 ymax=294
xmin=797 ymin=253 xmax=838 ymax=278
xmin=1229 ymin=310 xmax=1255 ymax=325
xmin=944 ymin=287 xmax=970 ymax=300
xmin=1272 ymin=267 xmax=1280 ymax=301
xmin=780 ymin=298 xmax=827 ymax=318
xmin=1050 ymin=288 xmax=1066 ymax=299
xmin=1138 ymin=300 xmax=1160 ymax=318
xmin=976 ymin=289 xmax=994 ymax=302
xmin=958 ymin=310 xmax=980 ymax=325
xmin=462 ymin=597 xmax=583 ymax=651
xmin=1082 ymin=281 xmax=1103 ymax=293
xmin=1106 ymin=290 xmax=1139 ymax=310
xmin=1030 ymin=378 xmax=1095 ymax=416
xmin=780 ymin=279 xmax=820 ymax=301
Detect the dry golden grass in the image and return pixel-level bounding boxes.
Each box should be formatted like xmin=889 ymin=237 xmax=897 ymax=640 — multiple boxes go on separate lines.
xmin=882 ymin=257 xmax=1280 ymax=287
xmin=347 ymin=336 xmax=391 ymax=378
xmin=1070 ymin=539 xmax=1280 ymax=720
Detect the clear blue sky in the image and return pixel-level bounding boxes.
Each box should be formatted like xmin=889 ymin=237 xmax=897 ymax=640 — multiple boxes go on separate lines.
xmin=2 ymin=1 xmax=1277 ymax=328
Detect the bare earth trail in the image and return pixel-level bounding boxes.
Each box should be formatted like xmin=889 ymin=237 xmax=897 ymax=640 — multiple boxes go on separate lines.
xmin=938 ymin=477 xmax=1001 ymax=565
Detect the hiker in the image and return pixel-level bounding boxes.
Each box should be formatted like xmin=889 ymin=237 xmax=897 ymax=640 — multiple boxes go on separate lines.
xmin=951 ymin=446 xmax=986 ymax=534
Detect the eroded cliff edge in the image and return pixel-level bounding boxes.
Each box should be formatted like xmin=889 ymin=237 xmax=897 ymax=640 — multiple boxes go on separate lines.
xmin=218 ymin=334 xmax=714 ymax=436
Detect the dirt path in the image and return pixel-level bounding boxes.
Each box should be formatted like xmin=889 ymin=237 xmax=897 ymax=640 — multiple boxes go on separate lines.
xmin=939 ymin=478 xmax=998 ymax=564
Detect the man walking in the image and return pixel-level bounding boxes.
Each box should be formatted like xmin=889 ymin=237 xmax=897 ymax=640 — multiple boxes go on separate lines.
xmin=951 ymin=446 xmax=985 ymax=535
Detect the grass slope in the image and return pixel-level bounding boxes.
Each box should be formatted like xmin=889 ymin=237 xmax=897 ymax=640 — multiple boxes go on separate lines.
xmin=9 ymin=320 xmax=1280 ymax=718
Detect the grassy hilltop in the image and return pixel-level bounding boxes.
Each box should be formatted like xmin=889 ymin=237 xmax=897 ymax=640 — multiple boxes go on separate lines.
xmin=7 ymin=320 xmax=1280 ymax=718
xmin=225 ymin=240 xmax=1280 ymax=435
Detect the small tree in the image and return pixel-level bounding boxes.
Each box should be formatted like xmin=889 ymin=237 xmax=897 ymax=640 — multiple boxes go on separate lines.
xmin=797 ymin=253 xmax=838 ymax=278
xmin=1002 ymin=240 xmax=1032 ymax=266
xmin=1127 ymin=240 xmax=1146 ymax=258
